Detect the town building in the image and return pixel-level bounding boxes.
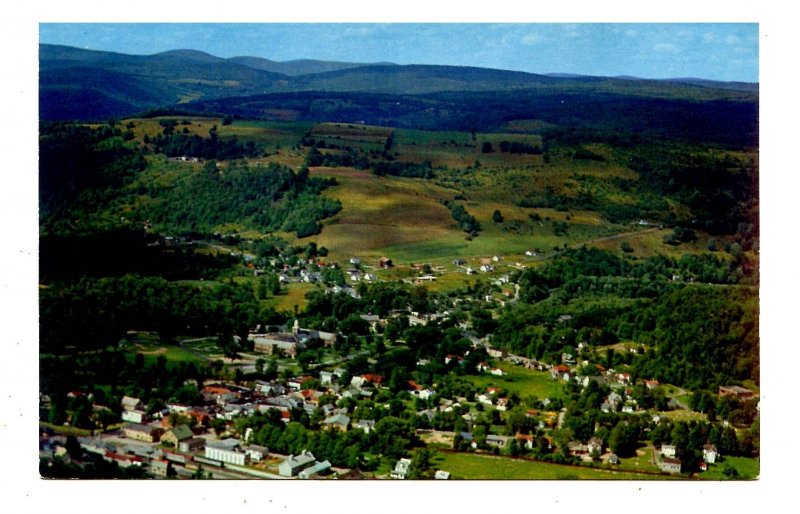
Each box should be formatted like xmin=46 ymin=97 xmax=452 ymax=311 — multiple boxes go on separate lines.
xmin=121 ymin=422 xmax=162 ymax=443
xmin=660 ymin=457 xmax=682 ymax=474
xmin=178 ymin=437 xmax=206 ymax=453
xmin=161 ymin=424 xmax=193 ymax=447
xmin=278 ymin=451 xmax=317 ymax=477
xmin=298 ymin=460 xmax=331 ymax=479
xmin=205 ymin=438 xmax=247 ymax=466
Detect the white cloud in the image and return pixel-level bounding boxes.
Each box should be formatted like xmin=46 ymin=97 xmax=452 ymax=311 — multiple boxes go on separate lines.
xmin=703 ymin=32 xmax=715 ymax=42
xmin=560 ymin=24 xmax=582 ymax=39
xmin=726 ymin=34 xmax=740 ymax=45
xmin=654 ymin=42 xmax=679 ymax=53
xmin=521 ymin=33 xmax=543 ymax=45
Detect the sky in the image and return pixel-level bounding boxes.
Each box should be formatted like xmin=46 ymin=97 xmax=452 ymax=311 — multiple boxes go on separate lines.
xmin=39 ymin=23 xmax=759 ymax=82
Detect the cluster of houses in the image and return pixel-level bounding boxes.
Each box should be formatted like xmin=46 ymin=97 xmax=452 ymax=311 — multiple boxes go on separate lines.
xmin=655 ymin=443 xmax=720 ymax=474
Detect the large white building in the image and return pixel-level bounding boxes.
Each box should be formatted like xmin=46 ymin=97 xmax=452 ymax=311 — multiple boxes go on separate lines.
xmin=205 ymin=438 xmax=247 ymax=466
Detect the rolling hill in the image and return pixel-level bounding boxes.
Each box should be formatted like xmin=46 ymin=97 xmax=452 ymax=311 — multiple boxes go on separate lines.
xmin=39 ymin=44 xmax=758 ymax=130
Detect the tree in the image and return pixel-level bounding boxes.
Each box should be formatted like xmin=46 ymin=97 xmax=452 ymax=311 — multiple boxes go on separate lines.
xmin=492 ymin=210 xmax=504 ymax=223
xmin=257 ymin=277 xmax=269 ymax=299
xmin=609 ymin=421 xmax=639 ymax=457
xmin=408 ymin=448 xmax=435 ymax=479
xmin=481 ymin=142 xmax=494 ymax=153
xmin=373 ymin=417 xmax=416 ymax=459
xmin=255 ymin=357 xmax=266 ymax=376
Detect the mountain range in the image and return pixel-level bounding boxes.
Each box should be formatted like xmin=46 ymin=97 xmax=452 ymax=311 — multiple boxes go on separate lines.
xmin=39 ymin=44 xmax=759 ymax=147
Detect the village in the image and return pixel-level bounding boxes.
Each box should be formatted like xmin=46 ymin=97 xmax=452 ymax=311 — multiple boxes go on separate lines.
xmin=39 ymin=285 xmax=757 ymax=480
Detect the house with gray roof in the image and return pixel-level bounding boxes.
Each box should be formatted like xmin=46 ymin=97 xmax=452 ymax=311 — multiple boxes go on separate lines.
xmin=323 ymin=413 xmax=350 ymax=431
xmin=279 ymin=451 xmax=316 ymax=477
xmin=161 ymin=424 xmax=193 ymax=447
xmin=298 ymin=460 xmax=332 ymax=479
xmin=354 ymin=419 xmax=375 ymax=434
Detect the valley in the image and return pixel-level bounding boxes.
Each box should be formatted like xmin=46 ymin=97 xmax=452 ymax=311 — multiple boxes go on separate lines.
xmin=37 ymin=43 xmax=759 ymax=482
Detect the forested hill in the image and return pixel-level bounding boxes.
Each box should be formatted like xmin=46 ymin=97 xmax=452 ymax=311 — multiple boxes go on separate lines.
xmin=185 ymin=89 xmax=758 ymax=148
xmin=38 ymin=122 xmax=341 ymax=238
xmin=40 ymin=44 xmax=758 ymax=132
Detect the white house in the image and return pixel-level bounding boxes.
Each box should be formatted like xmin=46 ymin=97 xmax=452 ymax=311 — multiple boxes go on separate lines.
xmin=660 ymin=457 xmax=682 ymax=474
xmin=246 ymin=445 xmax=267 ymax=462
xmin=703 ymin=444 xmax=718 ymax=464
xmin=660 ymin=444 xmax=677 ymax=458
xmin=121 ymin=409 xmax=147 ymax=424
xmin=391 ymin=458 xmax=412 ymax=479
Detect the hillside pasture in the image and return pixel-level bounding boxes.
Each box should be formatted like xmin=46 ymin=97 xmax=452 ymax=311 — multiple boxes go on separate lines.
xmin=307 ymin=122 xmax=393 ymax=151
xmin=306 ymin=168 xmax=461 ymax=260
xmin=391 ymin=129 xmax=545 ymax=168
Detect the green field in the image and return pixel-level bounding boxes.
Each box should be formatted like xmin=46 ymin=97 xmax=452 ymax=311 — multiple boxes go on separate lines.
xmin=699 ymin=456 xmax=760 ymax=480
xmin=268 ymin=282 xmax=318 ymax=313
xmin=122 ymin=335 xmax=208 ymax=365
xmin=464 ymin=362 xmax=566 ymax=400
xmin=432 ymin=451 xmax=675 ymax=480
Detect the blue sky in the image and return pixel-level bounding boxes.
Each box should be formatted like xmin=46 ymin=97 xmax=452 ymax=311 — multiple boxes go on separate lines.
xmin=40 ymin=23 xmax=758 ymax=82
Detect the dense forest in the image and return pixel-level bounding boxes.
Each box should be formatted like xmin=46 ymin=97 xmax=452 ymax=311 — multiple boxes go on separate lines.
xmin=38 ymin=122 xmax=342 ymax=238
xmin=491 ymin=247 xmax=758 ymax=390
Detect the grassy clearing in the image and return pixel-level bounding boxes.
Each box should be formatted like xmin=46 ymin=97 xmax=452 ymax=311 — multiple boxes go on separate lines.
xmin=432 ymin=451 xmax=673 ymax=480
xmin=658 ymin=410 xmax=708 ymax=423
xmin=464 ymin=362 xmax=566 ymax=400
xmin=590 ymin=227 xmax=712 ymax=259
xmin=615 ymin=445 xmax=660 ymax=473
xmin=122 ymin=338 xmax=206 ymax=365
xmin=305 ymin=168 xmax=461 ymax=260
xmin=699 ymin=456 xmax=760 ymax=480
xmin=268 ymin=283 xmax=317 ymax=313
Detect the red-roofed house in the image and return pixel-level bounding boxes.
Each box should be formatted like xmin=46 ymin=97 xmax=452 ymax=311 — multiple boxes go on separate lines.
xmin=515 ymin=433 xmax=535 ymax=450
xmin=361 ymin=374 xmax=384 ymax=386
xmin=551 ymin=365 xmax=571 ymax=380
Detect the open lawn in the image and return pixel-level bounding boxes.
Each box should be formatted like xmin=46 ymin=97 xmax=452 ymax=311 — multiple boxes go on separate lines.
xmin=464 ymin=362 xmax=566 ymax=401
xmin=699 ymin=456 xmax=760 ymax=480
xmin=615 ymin=445 xmax=660 ymax=473
xmin=657 ymin=409 xmax=708 ymax=423
xmin=268 ymin=282 xmax=317 ymax=313
xmin=122 ymin=337 xmax=207 ymax=366
xmin=432 ymin=451 xmax=675 ymax=480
